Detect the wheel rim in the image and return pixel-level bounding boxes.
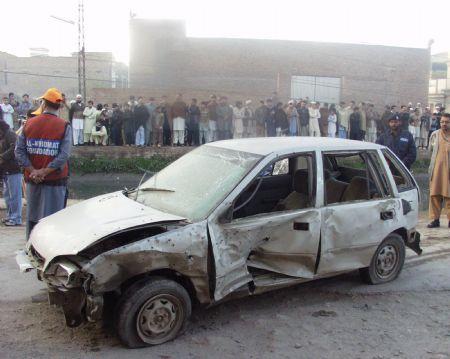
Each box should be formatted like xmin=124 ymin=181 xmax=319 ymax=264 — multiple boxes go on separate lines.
xmin=136 ymin=294 xmax=184 ymax=344
xmin=375 ymin=244 xmax=399 ymax=279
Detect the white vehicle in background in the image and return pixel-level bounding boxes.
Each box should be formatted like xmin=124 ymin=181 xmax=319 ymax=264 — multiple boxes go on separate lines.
xmin=17 ymin=137 xmax=421 ymax=348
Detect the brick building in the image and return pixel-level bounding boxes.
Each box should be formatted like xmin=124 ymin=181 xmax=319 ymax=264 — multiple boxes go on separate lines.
xmin=126 ymin=19 xmax=430 ymax=108
xmin=0 ymin=51 xmax=128 ymax=100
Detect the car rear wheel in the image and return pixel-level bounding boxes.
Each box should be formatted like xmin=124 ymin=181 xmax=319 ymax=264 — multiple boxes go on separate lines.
xmin=115 ymin=277 xmax=192 ymax=348
xmin=360 ymin=233 xmax=405 ymax=285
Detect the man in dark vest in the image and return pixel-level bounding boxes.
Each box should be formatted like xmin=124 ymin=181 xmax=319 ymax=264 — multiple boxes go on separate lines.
xmin=15 ymin=88 xmax=72 ymax=239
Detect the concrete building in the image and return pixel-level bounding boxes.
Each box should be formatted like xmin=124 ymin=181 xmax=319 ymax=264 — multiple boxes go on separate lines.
xmin=428 ymin=52 xmax=449 ymax=109
xmin=0 ymin=51 xmax=128 ymax=100
xmin=128 ymin=19 xmax=430 ymax=108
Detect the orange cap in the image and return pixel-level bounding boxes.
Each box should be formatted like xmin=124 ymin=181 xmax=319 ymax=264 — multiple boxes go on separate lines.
xmin=39 ymin=87 xmax=63 ymax=104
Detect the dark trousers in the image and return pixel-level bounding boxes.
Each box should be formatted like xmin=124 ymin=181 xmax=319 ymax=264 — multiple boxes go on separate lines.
xmin=124 ymin=128 xmax=134 ymax=145
xmin=187 ymin=122 xmax=199 ymax=146
xmin=111 ymin=126 xmax=123 ymax=145
xmin=163 ymin=128 xmax=171 ymax=146
xmin=26 ymin=221 xmax=38 ymax=241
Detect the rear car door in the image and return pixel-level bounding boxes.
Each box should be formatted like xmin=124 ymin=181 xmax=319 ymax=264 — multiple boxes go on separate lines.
xmin=317 ymin=150 xmax=401 ymax=274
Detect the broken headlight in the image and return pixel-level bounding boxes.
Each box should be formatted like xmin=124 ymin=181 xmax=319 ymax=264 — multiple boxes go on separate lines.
xmin=46 ymin=260 xmax=83 ymax=288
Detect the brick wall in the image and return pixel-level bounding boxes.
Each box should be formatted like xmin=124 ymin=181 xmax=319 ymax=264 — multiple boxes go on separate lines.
xmin=124 ymin=19 xmax=429 ymax=109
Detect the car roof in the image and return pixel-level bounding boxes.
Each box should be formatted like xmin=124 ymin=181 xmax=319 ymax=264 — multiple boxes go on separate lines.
xmin=206 ymin=137 xmax=384 ymax=156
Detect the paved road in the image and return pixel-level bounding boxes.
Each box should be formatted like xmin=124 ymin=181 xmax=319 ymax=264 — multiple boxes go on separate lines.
xmin=0 ymin=213 xmax=449 ymax=359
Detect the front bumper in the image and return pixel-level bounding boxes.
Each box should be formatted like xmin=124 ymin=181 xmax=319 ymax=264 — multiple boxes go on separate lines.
xmin=15 ymin=250 xmax=104 ymax=327
xmin=15 ymin=250 xmax=35 ymax=273
xmin=48 ymin=286 xmax=103 ymax=327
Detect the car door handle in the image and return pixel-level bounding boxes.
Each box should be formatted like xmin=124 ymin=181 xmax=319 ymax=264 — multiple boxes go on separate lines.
xmin=293 ymin=222 xmax=309 ymax=231
xmin=380 ymin=211 xmax=394 ymax=220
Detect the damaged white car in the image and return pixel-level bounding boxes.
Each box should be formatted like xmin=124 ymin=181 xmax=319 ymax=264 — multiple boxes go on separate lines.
xmin=16 ymin=137 xmax=422 ymax=348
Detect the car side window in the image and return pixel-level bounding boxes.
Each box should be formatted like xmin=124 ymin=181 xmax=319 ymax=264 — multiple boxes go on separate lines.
xmin=233 ymin=153 xmax=315 ymax=219
xmin=323 ymin=151 xmax=385 ymax=205
xmin=381 ymin=149 xmax=415 ymax=192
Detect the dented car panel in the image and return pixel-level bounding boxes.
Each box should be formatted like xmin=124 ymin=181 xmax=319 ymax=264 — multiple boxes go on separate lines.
xmin=83 ymin=221 xmax=210 ymax=303
xmin=318 ymin=198 xmax=400 ymax=274
xmin=28 ymin=191 xmax=185 ymax=269
xmin=208 ymin=209 xmax=321 ymax=300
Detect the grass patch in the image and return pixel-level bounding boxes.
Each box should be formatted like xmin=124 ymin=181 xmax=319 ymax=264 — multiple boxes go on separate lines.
xmin=411 ymin=158 xmax=430 ymax=174
xmin=71 ymin=156 xmax=178 ymax=174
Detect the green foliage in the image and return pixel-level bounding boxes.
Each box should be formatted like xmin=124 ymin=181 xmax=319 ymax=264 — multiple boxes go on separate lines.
xmin=71 ymin=156 xmax=177 ymax=174
xmin=411 ymin=158 xmax=430 ymax=173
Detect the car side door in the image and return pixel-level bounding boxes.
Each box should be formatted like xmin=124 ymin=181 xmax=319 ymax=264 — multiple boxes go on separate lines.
xmin=317 ymin=150 xmax=401 ymax=275
xmin=207 ymin=152 xmax=321 ymax=301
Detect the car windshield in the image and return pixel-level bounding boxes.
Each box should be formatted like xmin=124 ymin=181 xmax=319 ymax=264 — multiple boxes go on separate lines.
xmin=135 ymin=145 xmax=262 ymax=221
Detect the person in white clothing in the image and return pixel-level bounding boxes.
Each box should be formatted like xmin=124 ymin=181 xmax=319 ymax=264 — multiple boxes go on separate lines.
xmin=90 ymin=121 xmax=108 ymax=145
xmin=1 ymin=97 xmax=15 ymax=129
xmin=69 ymin=94 xmax=85 ymax=145
xmin=82 ymin=100 xmax=97 ymax=144
xmin=308 ymin=102 xmax=321 ymax=137
xmin=327 ymin=109 xmax=337 ymax=137
xmin=232 ymin=101 xmax=245 ymax=138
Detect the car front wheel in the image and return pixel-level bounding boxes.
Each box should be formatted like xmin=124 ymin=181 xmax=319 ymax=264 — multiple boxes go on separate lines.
xmin=360 ymin=233 xmax=405 ymax=285
xmin=115 ymin=277 xmax=192 ymax=348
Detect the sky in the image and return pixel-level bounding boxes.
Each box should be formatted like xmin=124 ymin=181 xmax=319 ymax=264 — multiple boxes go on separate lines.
xmin=1 ymin=0 xmax=449 ymax=64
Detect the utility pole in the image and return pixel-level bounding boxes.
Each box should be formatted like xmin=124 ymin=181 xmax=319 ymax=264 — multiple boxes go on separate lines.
xmin=78 ymin=0 xmax=86 ymax=99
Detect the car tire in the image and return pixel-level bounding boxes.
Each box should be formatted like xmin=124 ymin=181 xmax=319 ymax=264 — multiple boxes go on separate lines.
xmin=360 ymin=233 xmax=405 ymax=285
xmin=115 ymin=277 xmax=192 ymax=348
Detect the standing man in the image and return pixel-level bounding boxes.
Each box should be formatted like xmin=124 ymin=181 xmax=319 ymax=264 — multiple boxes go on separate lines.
xmin=207 ymin=95 xmax=218 ymax=142
xmin=308 ymin=102 xmax=321 ymax=137
xmin=134 ymin=97 xmax=149 ymax=147
xmin=399 ymin=105 xmax=410 ymax=131
xmin=217 ymin=96 xmax=233 ymax=140
xmin=298 ymin=101 xmax=310 ymax=136
xmin=82 ymin=100 xmax=97 ymax=145
xmin=160 ymin=96 xmax=172 ymax=146
xmin=0 ymin=120 xmax=22 ymax=226
xmin=264 ymin=99 xmax=276 ymax=137
xmin=187 ymin=98 xmax=200 ymax=146
xmin=319 ymin=102 xmax=329 ymax=137
xmin=145 ymin=97 xmax=156 ymax=146
xmin=380 ymin=105 xmax=392 ymax=133
xmin=426 ymin=113 xmax=450 ymax=228
xmin=337 ymin=102 xmax=349 ymax=138
xmin=376 ymin=114 xmax=416 ymax=169
xmin=1 ymin=97 xmax=15 ymax=129
xmin=349 ymin=107 xmax=362 ymax=141
xmin=366 ymin=104 xmax=378 ymax=143
xmin=69 ymin=94 xmax=85 ymax=146
xmin=17 ymin=94 xmax=33 ymax=118
xmin=171 ymin=94 xmax=188 ymax=146
xmin=243 ymin=100 xmax=254 ymax=137
xmin=110 ymin=103 xmax=124 ymax=146
xmin=15 ymin=88 xmax=71 ymax=239
xmin=254 ymin=100 xmax=267 ymax=137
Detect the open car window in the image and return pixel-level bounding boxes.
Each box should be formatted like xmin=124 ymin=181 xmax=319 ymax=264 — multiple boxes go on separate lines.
xmin=322 ymin=151 xmax=387 ymax=205
xmin=233 ymin=153 xmax=315 ymax=219
xmin=381 ymin=149 xmax=415 ymax=192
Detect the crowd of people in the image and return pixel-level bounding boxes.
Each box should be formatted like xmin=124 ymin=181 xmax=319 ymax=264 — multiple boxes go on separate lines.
xmin=0 ymin=88 xmax=449 ymax=231
xmin=0 ymin=91 xmax=446 ymax=149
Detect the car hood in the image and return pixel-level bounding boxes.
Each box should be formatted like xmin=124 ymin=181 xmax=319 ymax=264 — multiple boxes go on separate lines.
xmin=28 ymin=191 xmax=185 ymax=267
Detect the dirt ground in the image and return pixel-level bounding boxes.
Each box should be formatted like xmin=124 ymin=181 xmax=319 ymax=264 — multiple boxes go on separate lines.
xmin=0 ymin=207 xmax=449 ymax=359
